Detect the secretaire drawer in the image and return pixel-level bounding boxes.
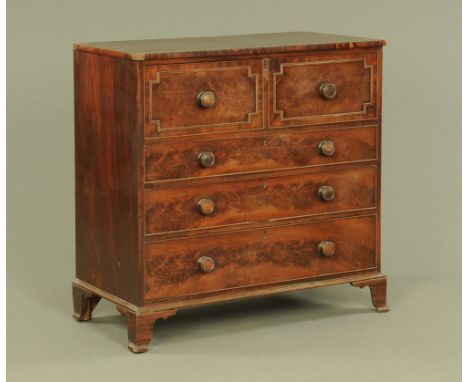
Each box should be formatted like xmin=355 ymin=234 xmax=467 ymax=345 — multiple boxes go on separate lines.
xmin=144 ymin=166 xmax=376 ymax=235
xmin=144 ymin=126 xmax=377 ymax=182
xmin=144 ymin=215 xmax=377 ymax=300
xmin=270 ymin=50 xmax=379 ymax=128
xmin=144 ymin=60 xmax=263 ymax=138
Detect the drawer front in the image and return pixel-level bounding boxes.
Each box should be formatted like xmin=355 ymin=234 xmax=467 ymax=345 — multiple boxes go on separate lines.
xmin=145 ymin=215 xmax=377 ymax=300
xmin=145 ymin=166 xmax=376 ymax=234
xmin=144 ymin=126 xmax=377 ymax=182
xmin=144 ymin=60 xmax=263 ymax=138
xmin=270 ymin=51 xmax=379 ymax=128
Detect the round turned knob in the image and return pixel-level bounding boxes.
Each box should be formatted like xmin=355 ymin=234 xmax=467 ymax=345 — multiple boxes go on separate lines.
xmin=318 ymin=140 xmax=335 ymax=157
xmin=318 ymin=185 xmax=335 ymax=202
xmin=198 ymin=151 xmax=216 ymax=168
xmin=197 ymin=91 xmax=216 ymax=108
xmin=318 ymin=241 xmax=336 ymax=257
xmin=198 ymin=256 xmax=215 ymax=273
xmin=197 ymin=198 xmax=215 ymax=216
xmin=319 ymin=82 xmax=337 ymax=100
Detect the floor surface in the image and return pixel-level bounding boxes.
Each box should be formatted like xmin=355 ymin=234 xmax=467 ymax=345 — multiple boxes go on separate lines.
xmin=7 ymin=270 xmax=460 ymax=382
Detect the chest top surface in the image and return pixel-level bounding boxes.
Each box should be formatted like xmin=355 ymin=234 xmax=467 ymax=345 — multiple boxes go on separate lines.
xmin=74 ymin=31 xmax=386 ymax=61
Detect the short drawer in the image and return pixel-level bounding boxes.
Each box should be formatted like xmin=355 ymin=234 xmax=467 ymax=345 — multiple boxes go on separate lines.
xmin=144 ymin=215 xmax=377 ymax=300
xmin=144 ymin=166 xmax=376 ymax=234
xmin=144 ymin=126 xmax=377 ymax=182
xmin=270 ymin=50 xmax=379 ymax=128
xmin=144 ymin=59 xmax=263 ymax=138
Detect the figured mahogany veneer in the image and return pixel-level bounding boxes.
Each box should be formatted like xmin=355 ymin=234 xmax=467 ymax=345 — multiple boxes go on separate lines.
xmin=144 ymin=125 xmax=377 ymax=181
xmin=144 ymin=60 xmax=263 ymax=137
xmin=270 ymin=50 xmax=378 ymax=128
xmin=144 ymin=166 xmax=376 ymax=234
xmin=73 ymin=32 xmax=388 ymax=353
xmin=145 ymin=215 xmax=377 ymax=300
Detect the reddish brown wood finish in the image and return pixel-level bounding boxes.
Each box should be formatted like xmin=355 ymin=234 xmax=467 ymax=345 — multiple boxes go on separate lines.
xmin=144 ymin=215 xmax=377 ymax=301
xmin=144 ymin=166 xmax=376 ymax=234
xmin=351 ymin=275 xmax=389 ymax=312
xmin=73 ymin=32 xmax=387 ymax=353
xmin=74 ymin=31 xmax=385 ymax=61
xmin=270 ymin=50 xmax=378 ymax=128
xmin=144 ymin=126 xmax=377 ymax=181
xmin=144 ymin=60 xmax=263 ymax=138
xmin=118 ymin=307 xmax=177 ymax=353
xmin=74 ymin=50 xmax=143 ymax=305
xmin=72 ymin=282 xmax=101 ymax=321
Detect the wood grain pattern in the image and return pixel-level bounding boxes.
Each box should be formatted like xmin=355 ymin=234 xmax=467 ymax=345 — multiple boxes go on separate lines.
xmin=270 ymin=50 xmax=378 ymax=128
xmin=144 ymin=126 xmax=377 ymax=181
xmin=144 ymin=60 xmax=263 ymax=138
xmin=72 ymin=282 xmax=101 ymax=321
xmin=144 ymin=166 xmax=376 ymax=234
xmin=74 ymin=50 xmax=143 ymax=305
xmin=73 ymin=33 xmax=387 ymax=352
xmin=73 ymin=272 xmax=386 ymax=313
xmin=74 ymin=32 xmax=385 ymax=61
xmin=144 ymin=215 xmax=377 ymax=301
xmin=117 ymin=307 xmax=176 ymax=353
xmin=351 ymin=275 xmax=389 ymax=312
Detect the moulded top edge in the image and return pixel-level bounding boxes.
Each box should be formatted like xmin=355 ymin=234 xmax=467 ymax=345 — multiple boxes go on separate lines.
xmin=74 ymin=31 xmax=386 ymax=61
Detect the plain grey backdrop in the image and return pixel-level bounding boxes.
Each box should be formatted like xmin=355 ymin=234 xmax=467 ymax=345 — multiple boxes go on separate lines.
xmin=7 ymin=0 xmax=461 ymax=381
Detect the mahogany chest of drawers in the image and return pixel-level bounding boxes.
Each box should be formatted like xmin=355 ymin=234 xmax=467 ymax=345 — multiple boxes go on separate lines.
xmin=72 ymin=32 xmax=388 ymax=353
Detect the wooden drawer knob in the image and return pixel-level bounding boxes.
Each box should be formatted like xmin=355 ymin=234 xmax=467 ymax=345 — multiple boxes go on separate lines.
xmin=318 ymin=185 xmax=335 ymax=201
xmin=319 ymin=82 xmax=337 ymax=100
xmin=198 ymin=151 xmax=216 ymax=168
xmin=198 ymin=256 xmax=215 ymax=273
xmin=197 ymin=91 xmax=216 ymax=108
xmin=318 ymin=241 xmax=336 ymax=257
xmin=318 ymin=140 xmax=335 ymax=157
xmin=197 ymin=198 xmax=215 ymax=216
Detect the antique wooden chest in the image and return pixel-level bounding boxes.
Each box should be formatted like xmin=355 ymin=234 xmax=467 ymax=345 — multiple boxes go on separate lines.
xmin=72 ymin=32 xmax=388 ymax=353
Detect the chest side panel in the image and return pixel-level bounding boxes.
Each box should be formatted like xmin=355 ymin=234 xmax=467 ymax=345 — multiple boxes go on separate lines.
xmin=74 ymin=50 xmax=143 ymax=305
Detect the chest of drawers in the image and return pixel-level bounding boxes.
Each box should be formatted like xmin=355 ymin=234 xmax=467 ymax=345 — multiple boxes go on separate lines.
xmin=72 ymin=32 xmax=388 ymax=353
